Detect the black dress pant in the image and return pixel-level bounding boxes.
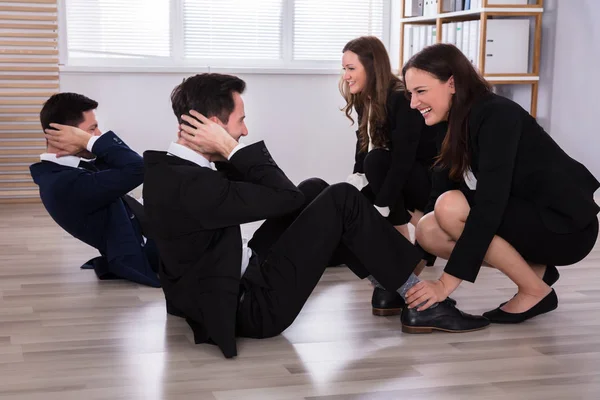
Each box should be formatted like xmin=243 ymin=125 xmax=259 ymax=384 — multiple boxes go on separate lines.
xmin=463 ymin=189 xmax=599 ymax=267
xmin=362 ymin=148 xmax=431 ymax=226
xmin=238 ymin=180 xmax=422 ymax=339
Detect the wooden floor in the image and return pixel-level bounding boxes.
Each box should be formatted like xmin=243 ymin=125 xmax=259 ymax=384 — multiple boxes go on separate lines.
xmin=1 ymin=204 xmax=600 ymax=400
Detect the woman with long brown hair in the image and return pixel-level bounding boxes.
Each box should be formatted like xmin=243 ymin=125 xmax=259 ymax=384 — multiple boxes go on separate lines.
xmin=340 ymin=36 xmax=448 ymax=316
xmin=402 ymin=43 xmax=599 ymax=323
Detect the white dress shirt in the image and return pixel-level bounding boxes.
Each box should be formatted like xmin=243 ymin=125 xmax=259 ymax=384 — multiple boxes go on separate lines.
xmin=464 ymin=169 xmax=478 ymax=190
xmin=166 ymin=141 xmax=252 ymax=276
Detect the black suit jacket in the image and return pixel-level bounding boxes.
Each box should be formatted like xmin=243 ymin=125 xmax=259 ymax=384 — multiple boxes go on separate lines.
xmin=29 ymin=131 xmax=160 ymax=287
xmin=353 ymin=89 xmax=440 ymax=208
xmin=425 ymin=93 xmax=599 ymax=282
xmin=142 ymin=142 xmax=304 ymax=358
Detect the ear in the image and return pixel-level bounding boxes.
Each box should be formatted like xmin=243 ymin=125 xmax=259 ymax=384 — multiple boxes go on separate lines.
xmin=448 ymin=76 xmax=456 ymax=94
xmin=209 ymin=115 xmax=227 ymax=127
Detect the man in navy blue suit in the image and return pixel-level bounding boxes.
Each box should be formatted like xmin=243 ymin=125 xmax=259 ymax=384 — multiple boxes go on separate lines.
xmin=29 ymin=93 xmax=160 ymax=287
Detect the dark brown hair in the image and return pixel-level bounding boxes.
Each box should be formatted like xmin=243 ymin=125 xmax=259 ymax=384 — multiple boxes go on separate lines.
xmin=402 ymin=44 xmax=492 ymax=180
xmin=340 ymin=36 xmax=404 ymax=153
xmin=40 ymin=92 xmax=98 ymax=131
xmin=171 ymin=73 xmax=246 ymax=124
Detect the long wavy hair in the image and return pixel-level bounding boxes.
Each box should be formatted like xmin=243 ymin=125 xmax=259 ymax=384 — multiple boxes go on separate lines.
xmin=402 ymin=44 xmax=492 ymax=180
xmin=340 ymin=36 xmax=404 ymax=153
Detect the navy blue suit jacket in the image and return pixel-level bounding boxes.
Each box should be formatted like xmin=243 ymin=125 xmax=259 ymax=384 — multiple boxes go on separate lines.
xmin=30 ymin=131 xmax=160 ymax=287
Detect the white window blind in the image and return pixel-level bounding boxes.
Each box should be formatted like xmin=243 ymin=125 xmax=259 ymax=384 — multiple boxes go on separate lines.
xmin=63 ymin=0 xmax=388 ymax=68
xmin=183 ymin=0 xmax=283 ymax=60
xmin=66 ymin=0 xmax=170 ymax=59
xmin=293 ymin=0 xmax=384 ymax=61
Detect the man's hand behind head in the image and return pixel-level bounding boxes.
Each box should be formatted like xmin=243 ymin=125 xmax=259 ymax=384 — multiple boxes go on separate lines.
xmin=180 ymin=110 xmax=237 ymax=160
xmin=44 ymin=123 xmax=93 ymax=158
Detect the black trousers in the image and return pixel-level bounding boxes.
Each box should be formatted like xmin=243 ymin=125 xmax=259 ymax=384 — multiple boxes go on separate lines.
xmin=362 ymin=148 xmax=431 ymax=225
xmin=238 ymin=179 xmax=422 ymax=339
xmin=463 ymin=189 xmax=599 ymax=267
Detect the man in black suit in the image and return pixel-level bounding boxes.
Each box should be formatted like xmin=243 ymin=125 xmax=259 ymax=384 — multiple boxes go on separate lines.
xmin=142 ymin=73 xmax=489 ymax=358
xmin=29 ymin=93 xmax=160 ymax=287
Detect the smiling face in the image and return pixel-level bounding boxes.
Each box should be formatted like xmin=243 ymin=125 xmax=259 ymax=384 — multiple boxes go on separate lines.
xmin=404 ymin=67 xmax=455 ymax=126
xmin=342 ymin=50 xmax=368 ymax=95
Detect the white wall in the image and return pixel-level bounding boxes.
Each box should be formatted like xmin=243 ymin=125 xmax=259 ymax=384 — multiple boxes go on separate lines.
xmin=542 ymin=0 xmax=600 ymax=180
xmin=60 ymin=72 xmax=357 ymax=186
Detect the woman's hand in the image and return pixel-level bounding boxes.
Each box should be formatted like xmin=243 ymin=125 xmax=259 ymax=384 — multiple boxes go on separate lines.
xmin=405 ymin=280 xmax=448 ymax=311
xmin=405 ymin=272 xmax=463 ymax=311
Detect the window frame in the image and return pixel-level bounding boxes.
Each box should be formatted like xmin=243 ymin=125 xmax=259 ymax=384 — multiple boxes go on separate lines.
xmin=58 ymin=0 xmax=391 ymax=74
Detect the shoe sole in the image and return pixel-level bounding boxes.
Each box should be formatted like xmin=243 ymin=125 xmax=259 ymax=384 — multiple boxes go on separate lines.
xmin=401 ymin=324 xmax=490 ymax=334
xmin=372 ymin=307 xmax=402 ymax=316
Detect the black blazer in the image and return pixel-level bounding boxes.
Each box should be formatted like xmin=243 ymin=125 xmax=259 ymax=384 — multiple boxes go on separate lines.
xmin=424 ymin=93 xmax=599 ymax=282
xmin=142 ymin=142 xmax=304 ymax=359
xmin=29 ymin=131 xmax=160 ymax=287
xmin=353 ymin=89 xmax=440 ymax=208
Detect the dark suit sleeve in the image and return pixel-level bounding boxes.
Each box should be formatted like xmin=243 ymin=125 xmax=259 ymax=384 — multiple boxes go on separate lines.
xmin=444 ymin=104 xmax=522 ymax=282
xmin=372 ymin=96 xmax=422 ymax=211
xmin=181 ymin=142 xmax=305 ymax=229
xmin=353 ymin=130 xmax=366 ymax=174
xmin=70 ymin=131 xmax=144 ymax=212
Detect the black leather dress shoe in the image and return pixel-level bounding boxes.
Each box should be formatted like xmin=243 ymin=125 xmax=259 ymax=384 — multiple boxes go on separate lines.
xmin=372 ymin=287 xmax=458 ymax=316
xmin=483 ymin=289 xmax=558 ymax=324
xmin=372 ymin=287 xmax=405 ymax=316
xmin=400 ymin=299 xmax=490 ymax=333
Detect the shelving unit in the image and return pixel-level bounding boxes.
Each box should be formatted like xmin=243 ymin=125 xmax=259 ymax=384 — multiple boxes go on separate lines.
xmin=399 ymin=0 xmax=544 ymax=117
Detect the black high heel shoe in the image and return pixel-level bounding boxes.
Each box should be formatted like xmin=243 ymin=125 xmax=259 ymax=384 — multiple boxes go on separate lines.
xmin=483 ymin=289 xmax=558 ymax=324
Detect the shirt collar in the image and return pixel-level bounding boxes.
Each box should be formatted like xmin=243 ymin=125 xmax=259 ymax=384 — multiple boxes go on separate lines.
xmin=39 ymin=153 xmax=81 ymax=168
xmin=167 ymin=142 xmax=212 ymax=168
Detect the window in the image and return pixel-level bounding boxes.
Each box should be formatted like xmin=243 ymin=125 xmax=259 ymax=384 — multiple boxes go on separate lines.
xmin=293 ymin=0 xmax=384 ymax=62
xmin=183 ymin=0 xmax=283 ymax=60
xmin=66 ymin=0 xmax=171 ymax=59
xmin=63 ymin=0 xmax=388 ymax=69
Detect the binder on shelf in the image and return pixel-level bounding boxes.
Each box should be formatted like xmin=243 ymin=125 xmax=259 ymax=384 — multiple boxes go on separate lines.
xmin=448 ymin=22 xmax=457 ymax=45
xmin=405 ymin=0 xmax=424 ymax=17
xmin=461 ymin=20 xmax=470 ymax=59
xmin=456 ymin=21 xmax=463 ymax=49
xmin=484 ymin=19 xmax=530 ymax=74
xmin=468 ymin=20 xmax=480 ymax=66
xmin=403 ymin=25 xmax=414 ymax=64
xmin=486 ymin=0 xmax=528 ymax=4
xmin=442 ymin=0 xmax=455 ymax=12
xmin=442 ymin=23 xmax=449 ymax=43
xmin=423 ymin=0 xmax=439 ymax=17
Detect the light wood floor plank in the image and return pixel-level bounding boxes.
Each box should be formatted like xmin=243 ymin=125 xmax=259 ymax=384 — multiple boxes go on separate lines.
xmin=1 ymin=203 xmax=599 ymax=399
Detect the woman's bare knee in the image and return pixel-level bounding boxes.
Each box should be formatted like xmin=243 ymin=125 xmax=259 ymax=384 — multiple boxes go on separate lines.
xmin=434 ymin=190 xmax=470 ymax=235
xmin=416 ymin=212 xmax=455 ymax=259
xmin=415 ymin=213 xmax=443 ymax=252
